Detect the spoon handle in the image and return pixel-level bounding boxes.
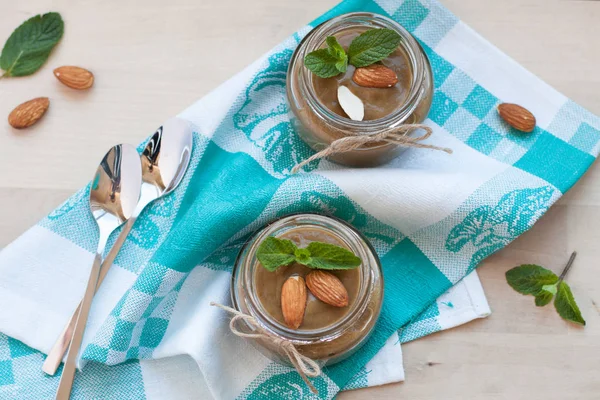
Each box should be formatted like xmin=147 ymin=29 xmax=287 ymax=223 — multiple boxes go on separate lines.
xmin=54 ymin=253 xmax=102 ymax=400
xmin=42 ymin=218 xmax=136 ymax=376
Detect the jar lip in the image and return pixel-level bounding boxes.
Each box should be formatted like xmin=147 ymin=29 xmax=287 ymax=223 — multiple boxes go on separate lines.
xmin=232 ymin=213 xmax=381 ymax=344
xmin=295 ymin=12 xmax=429 ymax=132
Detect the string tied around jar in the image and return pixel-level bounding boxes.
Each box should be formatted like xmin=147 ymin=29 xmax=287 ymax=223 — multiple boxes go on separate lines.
xmin=291 ymin=123 xmax=453 ymax=174
xmin=210 ymin=302 xmax=322 ymax=394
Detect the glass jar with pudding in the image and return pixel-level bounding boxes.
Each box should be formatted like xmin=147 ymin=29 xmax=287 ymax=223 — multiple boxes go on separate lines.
xmin=286 ymin=12 xmax=434 ymax=167
xmin=231 ymin=214 xmax=383 ymax=366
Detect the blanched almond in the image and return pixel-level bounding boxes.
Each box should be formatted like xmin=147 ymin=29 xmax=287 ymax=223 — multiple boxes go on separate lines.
xmin=337 ymin=85 xmax=364 ymax=121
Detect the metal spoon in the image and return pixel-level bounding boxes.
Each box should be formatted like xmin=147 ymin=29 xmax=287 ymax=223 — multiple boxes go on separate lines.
xmin=55 ymin=144 xmax=142 ymax=400
xmin=43 ymin=118 xmax=193 ymax=376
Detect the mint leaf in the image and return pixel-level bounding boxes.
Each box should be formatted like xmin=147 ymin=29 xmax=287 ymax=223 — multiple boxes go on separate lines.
xmin=532 ymin=282 xmax=558 ymax=306
xmin=535 ymin=291 xmax=554 ymax=307
xmin=304 ymin=49 xmax=342 ymax=78
xmin=256 ymin=236 xmax=361 ymax=272
xmin=0 ymin=12 xmax=64 ymax=77
xmin=348 ymin=28 xmax=401 ymax=68
xmin=304 ymin=36 xmax=347 ymax=78
xmin=325 ymin=36 xmax=347 ymax=73
xmin=303 ymin=242 xmax=361 ymax=270
xmin=534 ymin=283 xmax=558 ymax=306
xmin=294 ymin=248 xmax=311 ymax=264
xmin=505 ymin=264 xmax=559 ymax=296
xmin=256 ymin=237 xmax=297 ymax=272
xmin=541 ymin=283 xmax=558 ymax=295
xmin=554 ymin=281 xmax=586 ymax=325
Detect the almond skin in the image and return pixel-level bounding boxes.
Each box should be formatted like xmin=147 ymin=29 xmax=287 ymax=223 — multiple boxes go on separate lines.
xmin=305 ymin=270 xmax=349 ymax=308
xmin=281 ymin=275 xmax=307 ymax=329
xmin=352 ymin=64 xmax=398 ymax=88
xmin=497 ymin=103 xmax=536 ymax=132
xmin=53 ymin=66 xmax=94 ymax=90
xmin=8 ymin=97 xmax=50 ymax=129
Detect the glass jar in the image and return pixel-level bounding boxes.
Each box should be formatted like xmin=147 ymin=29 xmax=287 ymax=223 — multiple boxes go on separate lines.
xmin=231 ymin=214 xmax=383 ymax=367
xmin=286 ymin=12 xmax=434 ymax=167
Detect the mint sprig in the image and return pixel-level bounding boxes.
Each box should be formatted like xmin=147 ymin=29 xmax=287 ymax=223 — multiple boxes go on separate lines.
xmin=0 ymin=12 xmax=64 ymax=78
xmin=304 ymin=36 xmax=348 ymax=78
xmin=505 ymin=252 xmax=585 ymax=325
xmin=304 ymin=28 xmax=401 ymax=78
xmin=256 ymin=236 xmax=361 ymax=272
xmin=326 ymin=36 xmax=348 ymax=73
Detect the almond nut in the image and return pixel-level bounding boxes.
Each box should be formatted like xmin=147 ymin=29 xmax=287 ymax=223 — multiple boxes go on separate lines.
xmin=498 ymin=103 xmax=536 ymax=132
xmin=53 ymin=66 xmax=94 ymax=90
xmin=352 ymin=64 xmax=398 ymax=88
xmin=305 ymin=270 xmax=348 ymax=308
xmin=281 ymin=275 xmax=307 ymax=329
xmin=8 ymin=97 xmax=50 ymax=129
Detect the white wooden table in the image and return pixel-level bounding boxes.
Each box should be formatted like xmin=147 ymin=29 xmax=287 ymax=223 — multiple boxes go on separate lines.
xmin=1 ymin=1 xmax=599 ymax=398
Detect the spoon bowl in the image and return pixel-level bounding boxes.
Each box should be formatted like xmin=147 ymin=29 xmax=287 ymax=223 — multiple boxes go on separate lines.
xmin=91 ymin=144 xmax=142 ymax=221
xmin=138 ymin=117 xmax=193 ymax=208
xmin=90 ymin=144 xmax=143 ymax=253
xmin=55 ymin=144 xmax=142 ymax=399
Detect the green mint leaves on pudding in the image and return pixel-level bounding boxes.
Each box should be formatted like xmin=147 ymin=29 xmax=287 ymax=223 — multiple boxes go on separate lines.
xmin=505 ymin=252 xmax=585 ymax=325
xmin=347 ymin=28 xmax=402 ymax=67
xmin=0 ymin=12 xmax=64 ymax=78
xmin=304 ymin=28 xmax=401 ymax=78
xmin=255 ymin=237 xmax=297 ymax=270
xmin=257 ymin=236 xmax=362 ymax=272
xmin=304 ymin=36 xmax=348 ymax=78
xmin=303 ymin=241 xmax=362 ymax=270
xmin=326 ymin=36 xmax=348 ymax=73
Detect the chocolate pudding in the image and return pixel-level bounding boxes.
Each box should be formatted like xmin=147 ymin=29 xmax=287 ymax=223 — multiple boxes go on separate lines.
xmin=312 ymin=28 xmax=413 ymax=121
xmin=287 ymin=12 xmax=434 ymax=167
xmin=254 ymin=227 xmax=361 ymax=330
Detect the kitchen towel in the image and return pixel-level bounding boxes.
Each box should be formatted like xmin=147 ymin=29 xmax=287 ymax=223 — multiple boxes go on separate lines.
xmin=0 ymin=272 xmax=489 ymax=399
xmin=1 ymin=0 xmax=599 ymax=398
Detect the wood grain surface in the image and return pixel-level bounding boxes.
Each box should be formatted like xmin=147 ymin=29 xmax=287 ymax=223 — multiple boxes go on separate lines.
xmin=1 ymin=1 xmax=599 ymax=399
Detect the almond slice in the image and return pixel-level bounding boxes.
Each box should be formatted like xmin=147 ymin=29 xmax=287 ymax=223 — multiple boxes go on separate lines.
xmin=337 ymin=85 xmax=364 ymax=121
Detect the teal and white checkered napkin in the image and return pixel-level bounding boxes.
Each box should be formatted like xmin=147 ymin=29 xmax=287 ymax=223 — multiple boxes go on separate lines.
xmin=1 ymin=0 xmax=599 ymax=398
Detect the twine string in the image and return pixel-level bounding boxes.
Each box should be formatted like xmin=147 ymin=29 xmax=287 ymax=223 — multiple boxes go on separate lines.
xmin=291 ymin=123 xmax=452 ymax=173
xmin=210 ymin=302 xmax=321 ymax=394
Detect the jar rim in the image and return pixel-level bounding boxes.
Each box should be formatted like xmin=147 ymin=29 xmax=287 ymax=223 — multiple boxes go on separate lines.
xmin=231 ymin=213 xmax=382 ymax=344
xmin=295 ymin=12 xmax=429 ymax=133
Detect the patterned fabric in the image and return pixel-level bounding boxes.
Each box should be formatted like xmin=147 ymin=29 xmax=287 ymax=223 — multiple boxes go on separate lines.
xmin=0 ymin=0 xmax=598 ymax=398
xmin=0 ymin=274 xmax=487 ymax=399
xmin=0 ymin=333 xmax=145 ymax=400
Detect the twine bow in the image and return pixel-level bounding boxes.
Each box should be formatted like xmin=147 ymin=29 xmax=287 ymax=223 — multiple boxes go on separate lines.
xmin=210 ymin=302 xmax=322 ymax=394
xmin=291 ymin=123 xmax=453 ymax=173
